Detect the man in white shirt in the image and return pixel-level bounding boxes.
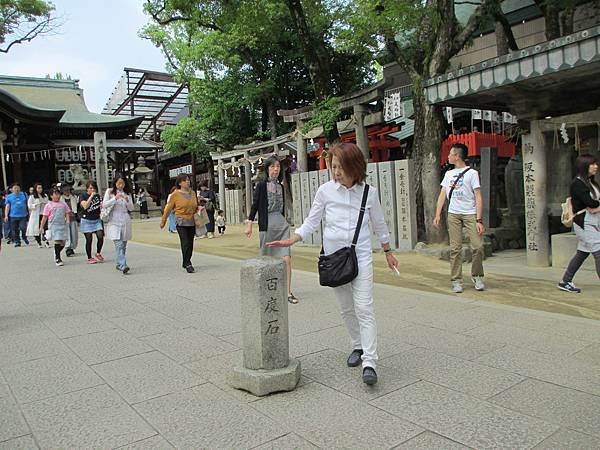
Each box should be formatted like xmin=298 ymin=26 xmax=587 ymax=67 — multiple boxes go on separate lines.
xmin=434 ymin=143 xmax=485 ymax=293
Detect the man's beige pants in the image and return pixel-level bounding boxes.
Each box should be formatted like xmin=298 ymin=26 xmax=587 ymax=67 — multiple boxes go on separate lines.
xmin=447 ymin=213 xmax=484 ymax=281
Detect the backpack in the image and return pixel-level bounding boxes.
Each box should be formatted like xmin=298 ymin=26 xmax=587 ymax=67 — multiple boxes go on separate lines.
xmin=560 ymin=197 xmax=585 ymax=228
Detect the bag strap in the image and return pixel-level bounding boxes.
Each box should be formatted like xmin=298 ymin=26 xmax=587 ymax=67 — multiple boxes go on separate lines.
xmin=319 ymin=184 xmax=370 ymax=255
xmin=448 ymin=167 xmax=471 ymax=203
xmin=351 ymin=184 xmax=370 ymax=248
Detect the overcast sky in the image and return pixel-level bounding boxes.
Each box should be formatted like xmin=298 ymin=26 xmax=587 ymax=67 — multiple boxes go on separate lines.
xmin=1 ymin=0 xmax=166 ymax=112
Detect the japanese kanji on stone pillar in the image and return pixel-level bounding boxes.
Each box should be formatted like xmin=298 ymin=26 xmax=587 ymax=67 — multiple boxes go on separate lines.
xmin=231 ymin=257 xmax=301 ymax=396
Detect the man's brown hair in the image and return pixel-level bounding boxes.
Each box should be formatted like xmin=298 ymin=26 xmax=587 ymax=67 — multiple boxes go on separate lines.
xmin=327 ymin=143 xmax=367 ymax=185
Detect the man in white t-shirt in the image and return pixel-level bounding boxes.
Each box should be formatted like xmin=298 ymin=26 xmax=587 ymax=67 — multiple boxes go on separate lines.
xmin=434 ymin=143 xmax=485 ymax=293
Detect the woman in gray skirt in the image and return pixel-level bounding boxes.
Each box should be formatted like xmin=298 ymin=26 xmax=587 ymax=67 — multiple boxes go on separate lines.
xmin=245 ymin=156 xmax=297 ymax=303
xmin=558 ymin=153 xmax=600 ymax=292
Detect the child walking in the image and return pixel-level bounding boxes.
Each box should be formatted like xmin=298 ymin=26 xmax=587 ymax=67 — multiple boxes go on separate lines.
xmin=40 ymin=188 xmax=70 ymax=266
xmin=216 ymin=209 xmax=226 ymax=235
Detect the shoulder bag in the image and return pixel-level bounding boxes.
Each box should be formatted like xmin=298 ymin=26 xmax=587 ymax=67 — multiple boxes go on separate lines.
xmin=318 ymin=184 xmax=369 ymax=288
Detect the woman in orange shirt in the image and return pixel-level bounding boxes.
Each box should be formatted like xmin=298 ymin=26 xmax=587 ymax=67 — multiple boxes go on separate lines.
xmin=160 ymin=174 xmax=199 ymax=273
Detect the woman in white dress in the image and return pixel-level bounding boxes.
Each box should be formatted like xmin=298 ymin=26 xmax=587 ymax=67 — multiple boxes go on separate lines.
xmin=26 ymin=183 xmax=50 ymax=248
xmin=103 ymin=175 xmax=134 ymax=274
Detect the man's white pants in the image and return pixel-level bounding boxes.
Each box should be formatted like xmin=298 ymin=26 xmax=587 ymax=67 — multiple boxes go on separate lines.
xmin=333 ymin=264 xmax=378 ymax=369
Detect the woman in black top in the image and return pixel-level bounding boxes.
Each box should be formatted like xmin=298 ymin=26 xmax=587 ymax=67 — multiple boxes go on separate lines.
xmin=79 ymin=181 xmax=104 ymax=264
xmin=198 ymin=181 xmax=217 ymax=238
xmin=558 ymin=154 xmax=600 ymax=292
xmin=245 ymin=157 xmax=297 ymax=303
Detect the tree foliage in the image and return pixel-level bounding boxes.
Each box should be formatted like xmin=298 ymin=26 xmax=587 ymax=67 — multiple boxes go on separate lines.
xmin=0 ymin=0 xmax=59 ymax=54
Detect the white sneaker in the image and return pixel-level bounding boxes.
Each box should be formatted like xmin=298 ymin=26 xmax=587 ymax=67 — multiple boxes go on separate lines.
xmin=472 ymin=276 xmax=485 ymax=291
xmin=207 ymin=232 xmax=214 ymax=239
xmin=452 ymin=281 xmax=463 ymax=293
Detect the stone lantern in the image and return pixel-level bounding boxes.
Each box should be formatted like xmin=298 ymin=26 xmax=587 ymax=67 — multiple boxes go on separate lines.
xmin=133 ymin=156 xmax=153 ymax=191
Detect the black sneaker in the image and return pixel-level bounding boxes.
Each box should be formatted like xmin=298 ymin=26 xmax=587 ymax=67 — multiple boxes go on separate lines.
xmin=185 ymin=265 xmax=195 ymax=273
xmin=55 ymin=259 xmax=64 ymax=267
xmin=558 ymin=281 xmax=581 ymax=293
xmin=122 ymin=266 xmax=130 ymax=275
xmin=347 ymin=349 xmax=364 ymax=367
xmin=362 ymin=367 xmax=378 ymax=385
xmin=65 ymin=249 xmax=75 ymax=257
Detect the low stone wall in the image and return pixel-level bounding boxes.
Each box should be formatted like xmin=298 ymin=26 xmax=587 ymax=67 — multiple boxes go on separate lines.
xmin=552 ymin=232 xmax=595 ymax=271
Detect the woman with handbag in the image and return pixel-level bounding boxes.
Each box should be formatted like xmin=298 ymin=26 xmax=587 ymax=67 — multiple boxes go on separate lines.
xmin=103 ymin=175 xmax=134 ymax=274
xmin=245 ymin=156 xmax=298 ymax=303
xmin=268 ymin=143 xmax=398 ymax=385
xmin=558 ymin=154 xmax=600 ymax=292
xmin=198 ymin=181 xmax=217 ymax=238
xmin=79 ymin=181 xmax=104 ymax=264
xmin=160 ymin=174 xmax=198 ymax=273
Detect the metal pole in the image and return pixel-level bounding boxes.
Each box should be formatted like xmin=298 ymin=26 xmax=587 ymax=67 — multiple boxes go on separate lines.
xmin=0 ymin=140 xmax=7 ymax=190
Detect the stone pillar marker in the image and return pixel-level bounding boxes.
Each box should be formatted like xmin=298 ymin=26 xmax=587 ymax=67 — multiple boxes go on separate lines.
xmin=522 ymin=120 xmax=550 ymax=266
xmin=217 ymin=158 xmax=226 ymax=214
xmin=231 ymin=257 xmax=301 ymax=396
xmin=394 ymin=159 xmax=418 ymax=251
xmin=480 ymin=147 xmax=498 ymax=228
xmin=296 ymin=120 xmax=308 ymax=172
xmin=353 ymin=104 xmax=370 ymax=161
xmin=243 ymin=151 xmax=252 ymax=216
xmin=94 ymin=131 xmax=109 ymax=195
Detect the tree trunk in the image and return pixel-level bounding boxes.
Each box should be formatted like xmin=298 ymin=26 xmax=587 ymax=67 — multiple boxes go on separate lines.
xmin=560 ymin=3 xmax=575 ymax=36
xmin=411 ymin=84 xmax=446 ymax=243
xmin=535 ymin=0 xmax=561 ymax=39
xmin=265 ymin=97 xmax=278 ymax=139
xmin=495 ymin=21 xmax=510 ymax=56
xmin=283 ymin=0 xmax=339 ymax=142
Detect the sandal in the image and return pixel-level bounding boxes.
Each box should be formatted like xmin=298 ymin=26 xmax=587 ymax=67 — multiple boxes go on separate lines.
xmin=287 ymin=293 xmax=299 ymax=304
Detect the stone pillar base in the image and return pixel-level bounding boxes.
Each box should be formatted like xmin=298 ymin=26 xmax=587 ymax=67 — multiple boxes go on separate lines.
xmin=231 ymin=358 xmax=301 ymax=397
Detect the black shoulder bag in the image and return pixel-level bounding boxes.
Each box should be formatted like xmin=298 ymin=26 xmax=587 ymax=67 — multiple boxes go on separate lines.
xmin=318 ymin=184 xmax=369 ymax=287
xmin=447 ymin=167 xmax=471 ymax=203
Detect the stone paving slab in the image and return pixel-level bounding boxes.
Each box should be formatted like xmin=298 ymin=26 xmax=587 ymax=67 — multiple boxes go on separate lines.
xmin=490 ymin=378 xmax=600 ymax=437
xmin=2 ymin=240 xmax=600 ymax=448
xmin=63 ymin=328 xmax=153 ymax=365
xmin=252 ymin=432 xmax=320 ymax=449
xmin=253 ymin=381 xmax=423 ymax=449
xmin=0 ymin=434 xmax=38 ymax=450
xmin=383 ymin=347 xmax=525 ymax=399
xmin=0 ymin=396 xmax=30 ymax=443
xmin=93 ymin=351 xmax=206 ymax=404
xmin=2 ymin=353 xmax=104 ymax=403
xmin=533 ymin=428 xmax=600 ymax=449
xmin=465 ymin=322 xmax=592 ymax=356
xmin=371 ymin=381 xmax=559 ymax=449
xmin=475 ymin=345 xmax=600 ymax=396
xmin=393 ymin=431 xmax=472 ymax=450
xmin=20 ymin=384 xmax=156 ymax=449
xmin=134 ymin=383 xmax=288 ymax=449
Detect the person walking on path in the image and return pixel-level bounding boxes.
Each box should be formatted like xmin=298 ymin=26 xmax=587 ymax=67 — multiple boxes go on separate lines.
xmin=4 ymin=183 xmax=29 ymax=247
xmin=26 ymin=182 xmax=49 ymax=248
xmin=79 ymin=181 xmax=104 ymax=264
xmin=160 ymin=174 xmax=198 ymax=273
xmin=137 ymin=187 xmax=149 ymax=219
xmin=268 ymin=143 xmax=398 ymax=385
xmin=433 ymin=143 xmax=485 ymax=293
xmin=558 ymin=154 xmax=600 ymax=292
xmin=245 ymin=156 xmax=298 ymax=303
xmin=198 ymin=181 xmax=217 ymax=239
xmin=103 ymin=175 xmax=134 ymax=274
xmin=216 ymin=209 xmax=226 ymax=235
xmin=40 ymin=188 xmax=70 ymax=266
xmin=60 ymin=184 xmax=79 ymax=257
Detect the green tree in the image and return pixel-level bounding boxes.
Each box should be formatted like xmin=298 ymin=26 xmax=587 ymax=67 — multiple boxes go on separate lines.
xmin=348 ymin=0 xmax=494 ymax=242
xmin=0 ymin=0 xmax=58 ymax=54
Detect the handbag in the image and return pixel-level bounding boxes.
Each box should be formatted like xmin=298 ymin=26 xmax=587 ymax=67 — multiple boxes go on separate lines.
xmin=560 ymin=196 xmax=585 ymax=228
xmin=318 ymin=184 xmax=369 ymax=288
xmin=100 ymin=201 xmax=115 ymax=223
xmin=194 ymin=207 xmax=209 ymax=229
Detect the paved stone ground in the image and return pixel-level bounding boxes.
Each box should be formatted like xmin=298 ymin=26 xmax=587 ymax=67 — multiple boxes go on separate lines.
xmin=1 ymin=240 xmax=600 ymax=449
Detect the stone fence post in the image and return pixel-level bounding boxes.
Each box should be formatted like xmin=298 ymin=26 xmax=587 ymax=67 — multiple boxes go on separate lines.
xmin=231 ymin=257 xmax=301 ymax=396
